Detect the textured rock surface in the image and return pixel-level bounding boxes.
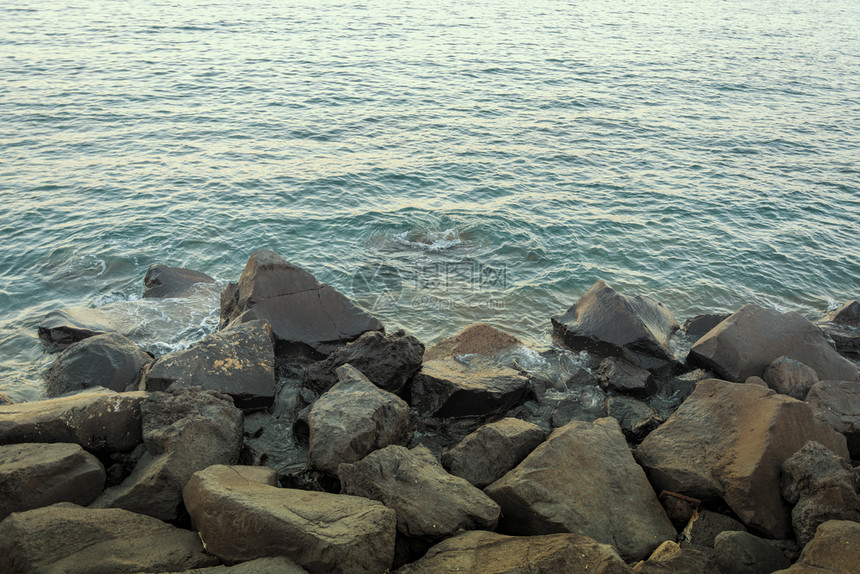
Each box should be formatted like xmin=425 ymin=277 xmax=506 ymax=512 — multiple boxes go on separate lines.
xmin=339 ymin=445 xmax=500 ymax=540
xmin=714 ymin=530 xmax=790 ymax=574
xmin=308 ymin=364 xmax=412 ymax=474
xmin=0 ymin=443 xmax=105 ymax=520
xmin=683 ymin=313 xmax=730 ymax=339
xmin=442 ymin=417 xmax=545 ymax=488
xmin=816 ymin=300 xmax=860 ymax=358
xmin=142 ymin=264 xmax=215 ymax=299
xmin=683 ymin=509 xmax=747 ymax=547
xmin=633 ymin=541 xmax=718 ymax=574
xmin=165 ymin=557 xmax=308 ymax=574
xmin=183 ymin=464 xmax=396 ymax=574
xmin=597 ymin=357 xmax=656 ymax=397
xmin=805 ymin=379 xmax=860 ymax=458
xmin=0 ymin=390 xmax=147 ymax=453
xmin=0 ymin=502 xmax=217 ymax=574
xmin=38 ymin=307 xmax=123 ymax=348
xmin=636 ymin=379 xmax=849 ymax=539
xmin=485 ymin=417 xmax=676 ymax=561
xmin=44 ymin=333 xmax=152 ymax=396
xmin=688 ymin=304 xmax=859 ymax=382
xmin=605 ymin=394 xmax=663 ymax=443
xmin=423 ymin=323 xmax=522 ymax=361
xmin=772 ymin=520 xmax=860 ymax=574
xmin=763 ymin=356 xmax=819 ymax=400
xmin=143 ymin=320 xmax=275 ymax=409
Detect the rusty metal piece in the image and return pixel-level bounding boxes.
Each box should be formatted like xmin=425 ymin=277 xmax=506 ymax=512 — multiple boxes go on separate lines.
xmin=659 ymin=490 xmax=702 ymax=507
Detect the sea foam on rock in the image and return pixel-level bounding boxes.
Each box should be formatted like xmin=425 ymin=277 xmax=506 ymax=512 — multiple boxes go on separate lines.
xmin=142 ymin=264 xmax=216 ymax=299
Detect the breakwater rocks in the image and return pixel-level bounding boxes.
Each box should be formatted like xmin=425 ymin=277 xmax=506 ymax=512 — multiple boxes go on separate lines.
xmin=3 ymin=249 xmax=860 ymax=573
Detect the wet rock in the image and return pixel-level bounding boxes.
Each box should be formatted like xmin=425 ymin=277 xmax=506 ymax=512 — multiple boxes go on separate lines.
xmin=549 ymin=385 xmax=607 ymax=427
xmin=763 ymin=356 xmax=819 ymax=400
xmin=165 ymin=557 xmax=309 ymax=574
xmin=0 ymin=394 xmax=11 ymax=406
xmin=597 ymin=357 xmax=656 ymax=397
xmin=220 ymin=250 xmax=382 ymax=356
xmin=683 ymin=313 xmax=731 ymax=340
xmin=816 ymin=300 xmax=860 ymax=358
xmin=805 ymin=379 xmax=860 ymax=458
xmin=441 ymin=417 xmax=545 ymax=488
xmin=714 ymin=530 xmax=790 ymax=574
xmin=407 ymin=416 xmax=489 ymax=460
xmin=410 ymin=357 xmax=532 ymax=418
xmin=423 ymin=323 xmax=522 ymax=361
xmin=781 ymin=441 xmax=860 ymax=546
xmin=183 ymin=464 xmax=395 ymax=574
xmin=551 ymin=280 xmax=679 ymax=370
xmin=772 ymin=520 xmax=860 ymax=573
xmin=394 ymin=530 xmax=633 ymax=574
xmin=563 ymin=366 xmax=600 ymax=387
xmin=635 ymin=379 xmax=849 ymax=539
xmin=43 ymin=333 xmax=152 ymax=397
xmin=0 ymin=390 xmax=147 ymax=453
xmin=308 ymin=364 xmax=412 ymax=474
xmin=38 ymin=307 xmax=123 ymax=348
xmin=688 ymin=304 xmax=859 ymax=383
xmin=682 ymin=509 xmax=747 ymax=547
xmin=142 ymin=264 xmax=216 ymax=299
xmin=485 ymin=417 xmax=676 ymax=562
xmin=143 ymin=320 xmax=275 ymax=409
xmin=91 ymin=387 xmax=243 ymax=521
xmin=303 ymin=330 xmax=424 ymax=395
xmin=0 ymin=502 xmax=218 ymax=573
xmin=650 ymin=369 xmax=708 ymax=420
xmin=633 ymin=540 xmax=719 ymax=574
xmin=0 ymin=443 xmax=105 ymax=520
xmin=606 ymin=394 xmax=663 ymax=443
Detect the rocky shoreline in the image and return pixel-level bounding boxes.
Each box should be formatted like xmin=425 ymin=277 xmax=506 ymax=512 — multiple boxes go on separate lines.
xmin=2 ymin=249 xmax=860 ymax=573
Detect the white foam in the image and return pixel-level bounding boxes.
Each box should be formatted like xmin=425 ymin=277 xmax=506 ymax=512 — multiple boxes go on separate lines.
xmin=393 ymin=228 xmax=463 ymax=251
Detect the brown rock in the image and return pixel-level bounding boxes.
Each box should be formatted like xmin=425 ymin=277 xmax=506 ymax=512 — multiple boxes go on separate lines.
xmin=763 ymin=356 xmax=819 ymax=400
xmin=772 ymin=520 xmax=860 ymax=573
xmin=805 ymin=379 xmax=860 ymax=458
xmin=633 ymin=540 xmax=719 ymax=574
xmin=423 ymin=323 xmax=522 ymax=361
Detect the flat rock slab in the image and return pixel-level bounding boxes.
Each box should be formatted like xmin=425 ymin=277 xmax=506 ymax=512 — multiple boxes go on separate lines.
xmin=485 ymin=417 xmax=676 ymax=562
xmin=773 ymin=520 xmax=860 ymax=574
xmin=339 ymin=445 xmax=501 ymax=540
xmin=806 ymin=379 xmax=860 ymax=458
xmin=423 ymin=323 xmax=522 ymax=361
xmin=635 ymin=379 xmax=849 ymax=539
xmin=394 ymin=530 xmax=633 ymax=574
xmin=0 ymin=443 xmax=105 ymax=520
xmin=143 ymin=320 xmax=275 ymax=409
xmin=38 ymin=307 xmax=125 ymax=348
xmin=0 ymin=390 xmax=147 ymax=453
xmin=688 ymin=304 xmax=859 ymax=383
xmin=411 ymin=357 xmax=532 ymax=418
xmin=183 ymin=464 xmax=396 ymax=574
xmin=143 ymin=264 xmax=216 ymax=299
xmin=220 ymin=250 xmax=383 ymax=356
xmin=0 ymin=502 xmax=218 ymax=573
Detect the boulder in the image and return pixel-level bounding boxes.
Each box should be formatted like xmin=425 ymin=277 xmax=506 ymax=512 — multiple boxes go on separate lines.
xmin=91 ymin=387 xmax=243 ymax=521
xmin=303 ymin=330 xmax=424 ymax=395
xmin=441 ymin=417 xmax=545 ymax=488
xmin=43 ymin=333 xmax=152 ymax=397
xmin=551 ymin=280 xmax=679 ymax=369
xmin=410 ymin=357 xmax=532 ymax=418
xmin=142 ymin=264 xmax=215 ymax=299
xmin=687 ymin=304 xmax=859 ymax=383
xmin=0 ymin=443 xmax=105 ymax=520
xmin=339 ymin=445 xmax=500 ymax=540
xmin=423 ymin=323 xmax=522 ymax=361
xmin=817 ymin=300 xmax=860 ymax=358
xmin=683 ymin=313 xmax=730 ymax=339
xmin=143 ymin=320 xmax=275 ymax=409
xmin=635 ymin=379 xmax=849 ymax=539
xmin=485 ymin=417 xmax=676 ymax=561
xmin=781 ymin=441 xmax=860 ymax=546
xmin=682 ymin=509 xmax=747 ymax=547
xmin=713 ymin=530 xmax=790 ymax=574
xmin=0 ymin=390 xmax=147 ymax=453
xmin=394 ymin=530 xmax=633 ymax=574
xmin=308 ymin=364 xmax=412 ymax=474
xmin=763 ymin=356 xmax=819 ymax=400
xmin=633 ymin=541 xmax=718 ymax=574
xmin=183 ymin=464 xmax=396 ymax=574
xmin=597 ymin=357 xmax=656 ymax=397
xmin=772 ymin=520 xmax=860 ymax=574
xmin=0 ymin=502 xmax=217 ymax=573
xmin=165 ymin=557 xmax=308 ymax=574
xmin=220 ymin=250 xmax=383 ymax=355
xmin=605 ymin=395 xmax=663 ymax=443
xmin=37 ymin=307 xmax=123 ymax=348
xmin=805 ymin=380 xmax=860 ymax=458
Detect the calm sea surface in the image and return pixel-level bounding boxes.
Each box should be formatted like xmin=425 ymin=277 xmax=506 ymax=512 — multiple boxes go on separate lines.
xmin=2 ymin=0 xmax=859 ymax=401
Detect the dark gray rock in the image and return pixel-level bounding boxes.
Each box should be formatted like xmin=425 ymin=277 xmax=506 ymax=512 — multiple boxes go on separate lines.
xmin=649 ymin=369 xmax=708 ymax=420
xmin=142 ymin=264 xmax=215 ymax=299
xmin=597 ymin=357 xmax=656 ymax=397
xmin=43 ymin=333 xmax=152 ymax=397
xmin=714 ymin=530 xmax=790 ymax=574
xmin=633 ymin=541 xmax=718 ymax=574
xmin=0 ymin=390 xmax=147 ymax=453
xmin=143 ymin=320 xmax=275 ymax=409
xmin=485 ymin=417 xmax=676 ymax=562
xmin=0 ymin=502 xmax=218 ymax=573
xmin=688 ymin=304 xmax=859 ymax=383
xmin=763 ymin=356 xmax=819 ymax=400
xmin=806 ymin=379 xmax=860 ymax=458
xmin=38 ymin=307 xmax=123 ymax=348
xmin=441 ymin=417 xmax=545 ymax=488
xmin=545 ymin=385 xmax=607 ymax=428
xmin=303 ymin=330 xmax=424 ymax=395
xmin=817 ymin=300 xmax=860 ymax=359
xmin=772 ymin=520 xmax=860 ymax=573
xmin=165 ymin=557 xmax=309 ymax=574
xmin=0 ymin=443 xmax=105 ymax=520
xmin=683 ymin=313 xmax=731 ymax=340
xmin=220 ymin=250 xmax=383 ymax=356
xmin=308 ymin=364 xmax=412 ymax=474
xmin=563 ymin=366 xmax=600 ymax=388
xmin=606 ymin=394 xmax=663 ymax=443
xmin=682 ymin=509 xmax=747 ymax=547
xmin=338 ymin=445 xmax=500 ymax=541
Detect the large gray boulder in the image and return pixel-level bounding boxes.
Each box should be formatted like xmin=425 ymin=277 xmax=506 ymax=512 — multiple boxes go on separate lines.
xmin=43 ymin=333 xmax=152 ymax=397
xmin=143 ymin=264 xmax=216 ymax=299
xmin=0 ymin=390 xmax=147 ymax=453
xmin=805 ymin=379 xmax=860 ymax=458
xmin=0 ymin=443 xmax=105 ymax=520
xmin=338 ymin=445 xmax=501 ymax=541
xmin=0 ymin=502 xmax=218 ymax=573
xmin=635 ymin=379 xmax=849 ymax=539
xmin=308 ymin=364 xmax=412 ymax=474
xmin=220 ymin=250 xmax=383 ymax=355
xmin=143 ymin=320 xmax=275 ymax=409
xmin=763 ymin=356 xmax=819 ymax=400
xmin=485 ymin=417 xmax=676 ymax=562
xmin=183 ymin=464 xmax=396 ymax=574
xmin=772 ymin=520 xmax=860 ymax=573
xmin=303 ymin=330 xmax=424 ymax=395
xmin=91 ymin=387 xmax=243 ymax=521
xmin=38 ymin=307 xmax=123 ymax=348
xmin=816 ymin=300 xmax=860 ymax=358
xmin=688 ymin=304 xmax=859 ymax=383
xmin=394 ymin=530 xmax=633 ymax=574
xmin=423 ymin=323 xmax=523 ymax=361
xmin=442 ymin=417 xmax=545 ymax=488
xmin=714 ymin=531 xmax=790 ymax=574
